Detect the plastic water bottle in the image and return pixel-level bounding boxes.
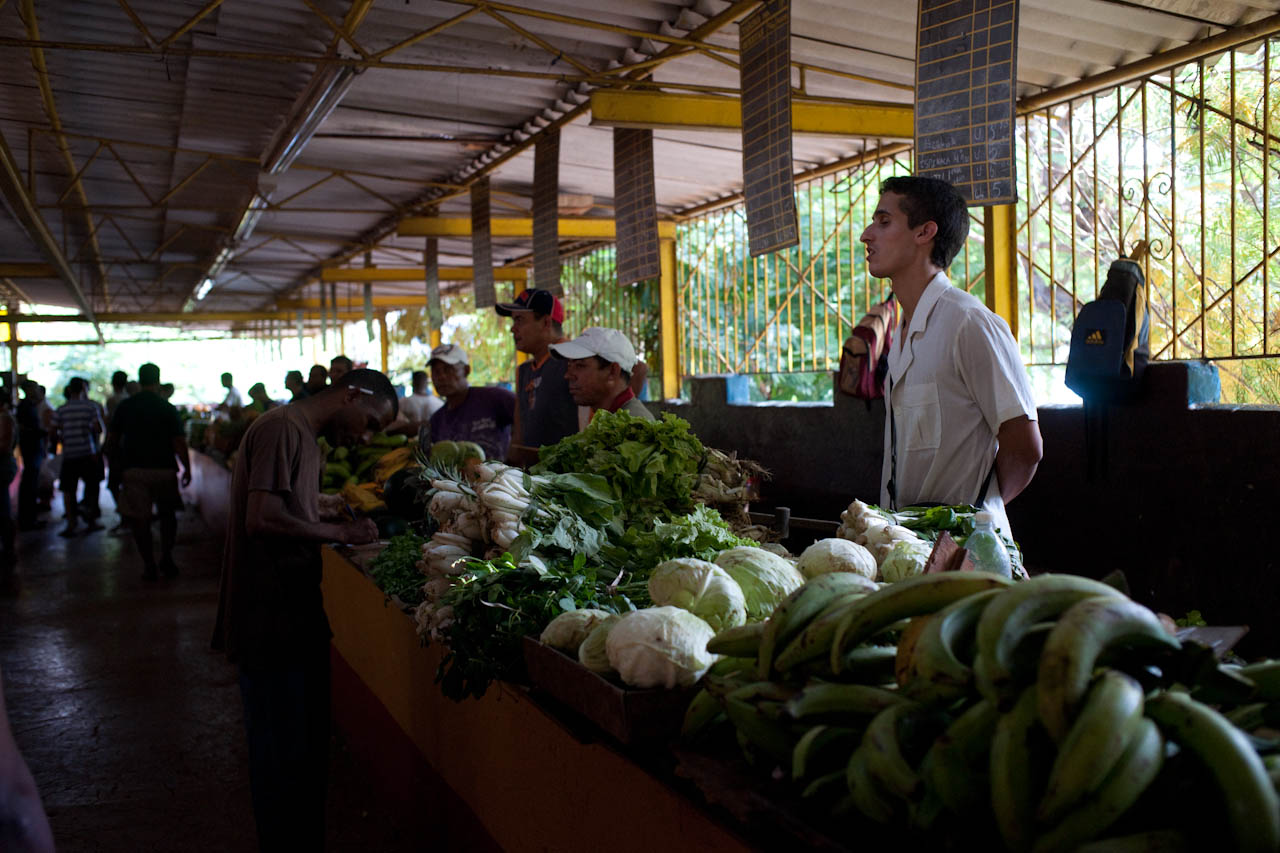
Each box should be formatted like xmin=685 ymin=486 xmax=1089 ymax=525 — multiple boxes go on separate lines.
xmin=966 ymin=511 xmax=1012 ymax=579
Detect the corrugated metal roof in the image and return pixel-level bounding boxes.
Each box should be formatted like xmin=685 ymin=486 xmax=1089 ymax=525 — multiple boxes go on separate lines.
xmin=0 ymin=0 xmax=1278 ymax=322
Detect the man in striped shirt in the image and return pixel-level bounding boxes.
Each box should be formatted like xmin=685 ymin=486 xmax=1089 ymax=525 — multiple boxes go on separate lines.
xmin=51 ymin=378 xmax=106 ymax=537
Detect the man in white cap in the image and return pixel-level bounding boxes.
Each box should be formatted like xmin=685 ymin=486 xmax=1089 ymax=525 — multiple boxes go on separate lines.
xmin=426 ymin=343 xmax=516 ymax=461
xmin=550 ymin=327 xmax=654 ymax=422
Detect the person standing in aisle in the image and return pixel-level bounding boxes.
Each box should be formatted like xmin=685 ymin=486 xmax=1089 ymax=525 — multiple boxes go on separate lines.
xmin=50 ymin=378 xmax=106 ymax=537
xmin=426 ymin=344 xmax=515 ymax=461
xmin=284 ymin=370 xmax=308 ymax=402
xmin=496 ymin=289 xmax=580 ymax=466
xmin=860 ymin=176 xmax=1042 ymax=538
xmin=216 ymin=372 xmax=243 ymax=419
xmin=550 ymin=327 xmax=654 ymax=421
xmin=14 ymin=382 xmax=48 ymax=531
xmin=303 ymin=365 xmax=328 ymax=396
xmin=104 ymin=369 xmax=130 ymax=528
xmin=105 ymin=370 xmax=130 ymax=421
xmin=212 ymin=369 xmax=397 ymax=853
xmin=105 ymin=363 xmax=192 ymax=580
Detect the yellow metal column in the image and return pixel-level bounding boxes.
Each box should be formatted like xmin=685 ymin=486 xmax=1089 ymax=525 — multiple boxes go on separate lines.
xmin=429 ymin=328 xmax=442 ymax=349
xmin=378 ymin=313 xmax=389 ymax=374
xmin=658 ymin=238 xmax=680 ymax=399
xmin=982 ymin=204 xmax=1018 ymax=339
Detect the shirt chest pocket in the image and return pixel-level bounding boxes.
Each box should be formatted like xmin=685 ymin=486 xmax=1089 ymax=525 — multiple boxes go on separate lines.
xmin=896 ymin=382 xmax=941 ymax=451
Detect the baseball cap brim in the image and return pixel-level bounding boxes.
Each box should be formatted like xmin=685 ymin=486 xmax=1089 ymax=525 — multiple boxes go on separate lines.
xmin=494 ymin=302 xmax=531 ymax=317
xmin=548 ymin=341 xmax=597 ymax=361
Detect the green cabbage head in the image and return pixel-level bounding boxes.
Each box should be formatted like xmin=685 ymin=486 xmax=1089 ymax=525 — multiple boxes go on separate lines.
xmin=605 ymin=606 xmax=717 ymax=689
xmin=540 ymin=609 xmax=612 ymax=652
xmin=713 ymin=546 xmax=805 ymax=620
xmin=578 ymin=614 xmax=624 ymax=673
xmin=648 ymin=558 xmax=747 ymax=632
xmin=879 ymin=539 xmax=933 ymax=583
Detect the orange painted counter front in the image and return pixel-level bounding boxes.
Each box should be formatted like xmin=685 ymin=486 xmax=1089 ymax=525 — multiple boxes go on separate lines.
xmin=321 ymin=547 xmax=753 ymax=853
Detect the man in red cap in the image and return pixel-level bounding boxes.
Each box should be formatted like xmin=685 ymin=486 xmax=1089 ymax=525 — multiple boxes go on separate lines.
xmin=495 ymin=289 xmax=581 ymax=466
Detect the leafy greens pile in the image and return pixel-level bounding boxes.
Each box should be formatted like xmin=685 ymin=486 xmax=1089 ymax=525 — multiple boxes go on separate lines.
xmin=368 ymin=531 xmax=428 ymax=607
xmin=892 ymin=504 xmax=1025 ymax=577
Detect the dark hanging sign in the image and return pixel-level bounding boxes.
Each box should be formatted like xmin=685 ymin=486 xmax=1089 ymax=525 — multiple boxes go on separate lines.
xmin=914 ymin=0 xmax=1019 ymax=206
xmin=739 ymin=0 xmax=799 ymax=257
xmin=470 ymin=177 xmax=496 ymax=308
xmin=424 ymin=237 xmax=442 ymax=330
xmin=613 ymin=128 xmax=661 ymax=286
xmin=533 ymin=130 xmax=562 ymax=295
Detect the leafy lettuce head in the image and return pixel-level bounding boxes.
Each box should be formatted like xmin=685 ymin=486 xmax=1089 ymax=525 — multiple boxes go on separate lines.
xmin=879 ymin=539 xmax=933 ymax=583
xmin=648 ymin=558 xmax=747 ymax=633
xmin=713 ymin=546 xmax=805 ymax=620
xmin=578 ymin=614 xmax=624 ymax=673
xmin=540 ymin=609 xmax=613 ymax=652
xmin=605 ymin=606 xmax=718 ymax=689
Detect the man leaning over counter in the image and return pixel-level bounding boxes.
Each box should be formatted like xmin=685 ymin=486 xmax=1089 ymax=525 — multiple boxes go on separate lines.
xmin=550 ymin=327 xmax=654 ymax=422
xmin=860 ymin=175 xmax=1042 ymax=539
xmin=497 ymin=289 xmax=580 ymax=466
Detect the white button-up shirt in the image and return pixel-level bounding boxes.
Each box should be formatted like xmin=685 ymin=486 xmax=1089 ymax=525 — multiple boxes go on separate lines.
xmin=879 ymin=272 xmax=1037 ymax=537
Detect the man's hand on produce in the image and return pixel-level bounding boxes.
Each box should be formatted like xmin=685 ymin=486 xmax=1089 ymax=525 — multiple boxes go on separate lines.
xmin=343 ymin=518 xmax=379 ymax=545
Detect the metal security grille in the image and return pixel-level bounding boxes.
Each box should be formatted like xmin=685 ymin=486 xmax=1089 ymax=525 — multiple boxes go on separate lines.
xmin=676 ymin=147 xmax=988 ymax=378
xmin=559 ymin=244 xmax=658 ymax=367
xmin=1016 ymin=37 xmax=1280 ymax=401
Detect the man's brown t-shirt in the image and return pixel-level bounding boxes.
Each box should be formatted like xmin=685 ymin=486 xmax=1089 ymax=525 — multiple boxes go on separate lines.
xmin=212 ymin=405 xmax=329 ymax=667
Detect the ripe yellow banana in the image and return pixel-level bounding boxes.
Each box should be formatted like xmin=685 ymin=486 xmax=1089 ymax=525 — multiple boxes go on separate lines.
xmin=990 ymin=686 xmax=1048 ymax=853
xmin=1037 ymin=597 xmax=1179 ymax=741
xmin=974 ymin=574 xmax=1125 ymax=706
xmin=1031 ymin=717 xmax=1164 ymax=853
xmin=1144 ymin=690 xmax=1280 ymax=853
xmin=829 ymin=572 xmax=1014 ymax=674
xmin=906 ymin=587 xmax=1003 ymax=705
xmin=1038 ymin=670 xmax=1146 ymax=824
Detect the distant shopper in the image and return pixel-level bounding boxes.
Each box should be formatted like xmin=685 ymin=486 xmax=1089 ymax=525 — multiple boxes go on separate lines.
xmin=212 ymin=369 xmax=396 ymax=853
xmin=14 ymin=382 xmax=48 ymax=531
xmin=105 ymin=363 xmax=192 ymax=581
xmin=105 ymin=370 xmax=130 ymax=421
xmin=397 ymin=370 xmax=442 ymax=430
xmin=245 ymin=383 xmax=277 ymax=415
xmin=496 ymin=289 xmax=579 ymax=465
xmin=51 ymin=378 xmax=106 ymax=537
xmin=284 ymin=370 xmax=308 ymax=402
xmin=0 ymin=665 xmax=55 ymax=853
xmin=328 ymin=355 xmax=353 ymax=383
xmin=303 ymin=365 xmax=328 ymax=396
xmin=426 ymin=344 xmax=515 ymax=461
xmin=551 ymin=327 xmax=654 ymax=421
xmin=216 ymin=373 xmax=243 ymax=418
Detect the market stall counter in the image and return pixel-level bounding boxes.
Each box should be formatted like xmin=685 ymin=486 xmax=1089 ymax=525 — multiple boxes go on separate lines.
xmin=321 ymin=545 xmax=754 ymax=853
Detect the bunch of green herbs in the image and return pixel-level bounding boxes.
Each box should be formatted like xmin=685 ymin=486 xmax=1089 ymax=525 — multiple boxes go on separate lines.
xmin=434 ymin=551 xmax=647 ymax=701
xmin=368 ymin=531 xmax=428 ymax=607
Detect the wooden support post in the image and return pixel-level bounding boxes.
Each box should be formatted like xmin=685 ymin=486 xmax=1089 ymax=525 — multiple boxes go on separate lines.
xmin=658 ymin=238 xmax=680 ymax=399
xmin=982 ymin=204 xmax=1018 ymax=339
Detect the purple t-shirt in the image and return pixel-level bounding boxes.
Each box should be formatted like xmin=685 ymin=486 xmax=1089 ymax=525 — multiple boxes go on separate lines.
xmin=429 ymin=385 xmax=516 ymax=461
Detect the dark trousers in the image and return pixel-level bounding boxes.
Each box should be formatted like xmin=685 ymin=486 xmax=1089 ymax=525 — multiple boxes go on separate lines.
xmin=60 ymin=455 xmax=103 ymax=523
xmin=0 ymin=456 xmax=15 ymax=552
xmin=238 ymin=646 xmax=331 ymax=852
xmin=16 ymin=449 xmax=41 ymax=526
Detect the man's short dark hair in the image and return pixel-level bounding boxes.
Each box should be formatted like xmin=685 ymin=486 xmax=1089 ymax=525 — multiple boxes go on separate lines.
xmin=221 ymin=372 xmax=233 ymax=383
xmin=285 ymin=370 xmax=303 ymax=384
xmin=411 ymin=370 xmax=428 ymax=385
xmin=591 ymin=355 xmax=631 ymax=384
xmin=333 ymin=368 xmax=399 ymax=419
xmin=111 ymin=370 xmax=127 ymax=389
xmin=879 ymin=176 xmax=970 ymax=269
xmin=139 ymin=363 xmax=161 ymax=385
xmin=330 ymin=355 xmax=353 ymax=370
xmin=67 ymin=377 xmax=85 ymax=394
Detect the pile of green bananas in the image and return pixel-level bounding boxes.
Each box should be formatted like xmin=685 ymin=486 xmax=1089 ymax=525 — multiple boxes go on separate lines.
xmin=686 ymin=572 xmax=1280 ymax=852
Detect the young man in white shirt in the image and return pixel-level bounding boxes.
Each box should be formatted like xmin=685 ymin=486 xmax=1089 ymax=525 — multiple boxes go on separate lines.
xmin=860 ymin=176 xmax=1042 ymax=538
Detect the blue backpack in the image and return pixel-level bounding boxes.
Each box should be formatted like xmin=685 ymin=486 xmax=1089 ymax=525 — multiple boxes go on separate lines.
xmin=1065 ymin=248 xmax=1150 ymax=402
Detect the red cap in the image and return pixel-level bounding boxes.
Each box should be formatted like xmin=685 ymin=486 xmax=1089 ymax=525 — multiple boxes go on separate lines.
xmin=494 ymin=289 xmax=564 ymax=324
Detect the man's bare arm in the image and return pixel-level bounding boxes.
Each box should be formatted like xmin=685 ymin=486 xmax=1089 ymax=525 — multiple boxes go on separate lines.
xmin=995 ymin=415 xmax=1043 ymax=504
xmin=246 ymin=490 xmax=376 ymax=544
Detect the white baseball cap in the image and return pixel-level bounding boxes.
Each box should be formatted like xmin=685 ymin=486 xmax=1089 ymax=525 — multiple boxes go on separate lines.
xmin=550 ymin=327 xmax=637 ymax=371
xmin=428 ymin=343 xmax=469 ymax=365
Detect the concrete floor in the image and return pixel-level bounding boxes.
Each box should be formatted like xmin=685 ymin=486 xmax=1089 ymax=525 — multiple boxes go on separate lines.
xmin=0 ymin=490 xmax=418 ymax=852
